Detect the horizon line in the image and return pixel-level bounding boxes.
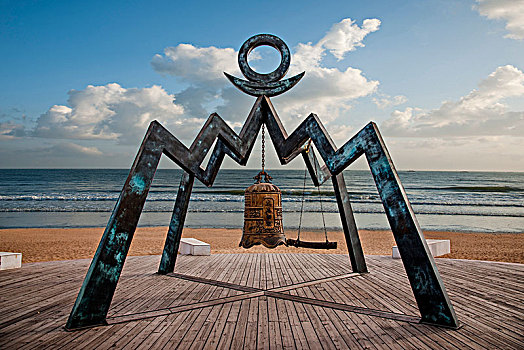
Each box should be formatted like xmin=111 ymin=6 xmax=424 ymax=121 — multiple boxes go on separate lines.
xmin=0 ymin=168 xmax=522 ymax=173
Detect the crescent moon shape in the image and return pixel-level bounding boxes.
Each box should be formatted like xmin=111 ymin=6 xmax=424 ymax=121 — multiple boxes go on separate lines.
xmin=224 ymin=72 xmax=305 ymax=97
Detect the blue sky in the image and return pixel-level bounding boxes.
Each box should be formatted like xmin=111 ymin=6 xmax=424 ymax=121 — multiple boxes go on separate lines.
xmin=1 ymin=0 xmax=523 ymax=170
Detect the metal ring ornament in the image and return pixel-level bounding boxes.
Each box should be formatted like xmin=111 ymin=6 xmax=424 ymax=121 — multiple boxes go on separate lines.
xmin=224 ymin=34 xmax=304 ymax=97
xmin=238 ymin=34 xmax=290 ymax=83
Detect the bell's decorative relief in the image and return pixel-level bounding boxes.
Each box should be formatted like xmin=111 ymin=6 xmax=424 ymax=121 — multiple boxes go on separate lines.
xmin=240 ymin=171 xmax=286 ymax=249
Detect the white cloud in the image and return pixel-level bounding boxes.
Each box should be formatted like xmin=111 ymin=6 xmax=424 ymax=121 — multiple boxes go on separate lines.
xmin=55 ymin=142 xmax=104 ymax=156
xmin=279 ymin=18 xmax=380 ymax=123
xmin=382 ymin=65 xmax=524 ymax=137
xmin=268 ymin=18 xmax=380 ymax=128
xmin=32 ymin=83 xmax=200 ymax=144
xmin=373 ymin=95 xmax=408 ymax=109
xmin=384 ymin=136 xmax=524 ymax=171
xmin=0 ymin=141 xmax=114 ymax=168
xmin=12 ymin=17 xmax=382 ymax=168
xmin=275 ymin=64 xmax=378 ymax=126
xmin=474 ymin=0 xmax=524 ymax=40
xmin=151 ymin=44 xmax=240 ymax=87
xmin=0 ymin=121 xmax=26 ymax=139
xmin=318 ymin=18 xmax=381 ymax=60
xmin=328 ymin=124 xmax=355 ymax=145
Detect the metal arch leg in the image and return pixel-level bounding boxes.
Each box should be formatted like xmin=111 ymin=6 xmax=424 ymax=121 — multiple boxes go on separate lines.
xmin=301 ymin=120 xmax=459 ymax=328
xmin=362 ymin=124 xmax=459 ymax=328
xmin=158 ymin=172 xmax=195 ymax=274
xmin=332 ymin=173 xmax=367 ymax=273
xmin=65 ymin=125 xmax=163 ymax=330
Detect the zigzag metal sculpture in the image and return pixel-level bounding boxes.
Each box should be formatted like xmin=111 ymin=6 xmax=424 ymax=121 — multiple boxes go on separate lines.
xmin=66 ymin=34 xmax=459 ymax=330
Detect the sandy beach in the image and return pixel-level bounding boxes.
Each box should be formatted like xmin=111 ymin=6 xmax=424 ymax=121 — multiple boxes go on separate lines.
xmin=1 ymin=227 xmax=522 ymax=264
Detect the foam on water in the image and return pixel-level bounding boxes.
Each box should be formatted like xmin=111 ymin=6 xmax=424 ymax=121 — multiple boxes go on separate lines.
xmin=0 ymin=169 xmax=523 ymax=232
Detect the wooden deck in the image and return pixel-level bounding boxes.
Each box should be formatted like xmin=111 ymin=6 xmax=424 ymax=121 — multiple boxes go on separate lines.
xmin=1 ymin=253 xmax=523 ymax=349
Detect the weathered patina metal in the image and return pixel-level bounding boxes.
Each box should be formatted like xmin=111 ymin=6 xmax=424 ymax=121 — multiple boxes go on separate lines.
xmin=158 ymin=172 xmax=194 ymax=274
xmin=224 ymin=34 xmax=305 ymax=97
xmin=65 ymin=124 xmax=163 ymax=330
xmin=238 ymin=34 xmax=290 ymax=83
xmin=66 ymin=34 xmax=459 ymax=330
xmin=240 ymin=170 xmax=286 ymax=249
xmin=224 ymin=71 xmax=304 ymax=97
xmin=332 ymin=172 xmax=365 ymax=269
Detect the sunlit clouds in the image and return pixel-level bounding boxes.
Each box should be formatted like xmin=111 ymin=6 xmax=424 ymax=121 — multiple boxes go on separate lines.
xmin=475 ymin=0 xmax=524 ymax=40
xmin=1 ymin=5 xmax=523 ymax=170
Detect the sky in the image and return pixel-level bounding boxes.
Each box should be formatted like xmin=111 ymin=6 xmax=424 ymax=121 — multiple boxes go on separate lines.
xmin=1 ymin=0 xmax=523 ymax=171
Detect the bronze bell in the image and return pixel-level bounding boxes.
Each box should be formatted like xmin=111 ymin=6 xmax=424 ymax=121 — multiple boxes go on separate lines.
xmin=240 ymin=171 xmax=286 ymax=249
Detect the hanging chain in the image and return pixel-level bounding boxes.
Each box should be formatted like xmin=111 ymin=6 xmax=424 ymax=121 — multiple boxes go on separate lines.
xmin=261 ymin=124 xmax=265 ymax=172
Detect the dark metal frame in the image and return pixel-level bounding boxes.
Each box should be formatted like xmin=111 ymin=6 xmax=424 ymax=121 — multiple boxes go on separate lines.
xmin=65 ymin=96 xmax=459 ymax=330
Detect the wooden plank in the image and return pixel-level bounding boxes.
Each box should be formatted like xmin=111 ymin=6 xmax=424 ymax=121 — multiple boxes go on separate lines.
xmin=214 ymin=254 xmax=258 ymax=350
xmin=319 ymin=273 xmax=438 ymax=349
xmin=203 ymin=254 xmax=253 ymax=349
xmin=228 ymin=298 xmax=251 ymax=349
xmin=178 ymin=255 xmax=251 ymax=349
xmin=285 ymin=254 xmax=383 ymax=350
xmin=337 ymin=258 xmax=468 ymax=349
xmin=132 ymin=312 xmax=188 ymax=350
xmin=284 ymin=254 xmax=374 ymax=349
xmin=163 ymin=271 xmax=244 ymax=348
xmin=272 ymin=253 xmax=311 ymax=350
xmin=202 ymin=301 xmax=235 ymax=349
xmin=182 ymin=258 xmax=256 ymax=349
xmin=279 ymin=254 xmax=367 ymax=349
xmin=1 ymin=254 xmax=524 ymax=349
xmin=243 ymin=286 xmax=260 ymax=348
xmin=147 ymin=310 xmax=199 ymax=349
xmin=189 ymin=304 xmax=229 ymax=349
xmin=267 ymin=296 xmax=283 ymax=350
xmin=281 ymin=254 xmax=341 ymax=349
xmin=120 ymin=316 xmax=169 ymax=350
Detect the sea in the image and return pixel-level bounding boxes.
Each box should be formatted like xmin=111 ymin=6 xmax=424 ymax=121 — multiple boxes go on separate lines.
xmin=0 ymin=169 xmax=522 ymax=233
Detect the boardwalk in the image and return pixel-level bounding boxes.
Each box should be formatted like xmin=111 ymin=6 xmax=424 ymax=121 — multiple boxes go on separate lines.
xmin=1 ymin=253 xmax=523 ymax=349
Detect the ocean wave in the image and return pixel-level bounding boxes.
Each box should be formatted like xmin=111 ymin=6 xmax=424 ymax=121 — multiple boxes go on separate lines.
xmin=1 ymin=193 xmax=522 ymax=208
xmin=0 ymin=194 xmax=119 ymax=201
xmin=411 ymin=186 xmax=523 ymax=193
xmin=0 ymin=193 xmax=340 ymax=202
xmin=1 ymin=207 xmax=522 ymax=218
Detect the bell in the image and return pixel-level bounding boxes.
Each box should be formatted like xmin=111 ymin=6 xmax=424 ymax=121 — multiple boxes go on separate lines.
xmin=240 ymin=171 xmax=286 ymax=249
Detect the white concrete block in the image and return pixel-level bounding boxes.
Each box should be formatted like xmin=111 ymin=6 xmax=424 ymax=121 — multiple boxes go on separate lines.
xmin=0 ymin=252 xmax=22 ymax=270
xmin=392 ymin=246 xmax=401 ymax=259
xmin=179 ymin=238 xmax=210 ymax=256
xmin=392 ymin=239 xmax=450 ymax=259
xmin=428 ymin=239 xmax=451 ymax=257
